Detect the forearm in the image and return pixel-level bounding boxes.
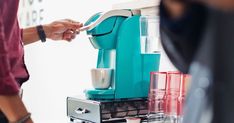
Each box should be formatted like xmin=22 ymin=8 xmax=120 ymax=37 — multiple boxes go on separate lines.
xmin=22 ymin=25 xmax=50 ymax=45
xmin=0 ymin=95 xmax=32 ymax=123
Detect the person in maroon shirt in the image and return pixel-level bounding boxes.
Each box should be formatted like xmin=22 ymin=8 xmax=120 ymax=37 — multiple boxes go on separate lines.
xmin=0 ymin=1 xmax=83 ymax=123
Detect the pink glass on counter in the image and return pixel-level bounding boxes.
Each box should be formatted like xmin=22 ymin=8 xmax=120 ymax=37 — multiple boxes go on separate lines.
xmin=177 ymin=74 xmax=191 ymax=123
xmin=165 ymin=71 xmax=182 ymax=122
xmin=148 ymin=72 xmax=167 ymax=121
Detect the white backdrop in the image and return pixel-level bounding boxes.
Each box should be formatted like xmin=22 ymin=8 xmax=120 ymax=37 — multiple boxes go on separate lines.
xmin=18 ymin=0 xmax=175 ymax=122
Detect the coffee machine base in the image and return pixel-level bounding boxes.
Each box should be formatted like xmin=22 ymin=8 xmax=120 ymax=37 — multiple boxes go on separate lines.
xmin=67 ymin=96 xmax=148 ymax=123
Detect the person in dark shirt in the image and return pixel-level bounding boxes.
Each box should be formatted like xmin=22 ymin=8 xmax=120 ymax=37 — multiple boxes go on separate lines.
xmin=160 ymin=0 xmax=234 ymax=123
xmin=0 ymin=1 xmax=82 ymax=123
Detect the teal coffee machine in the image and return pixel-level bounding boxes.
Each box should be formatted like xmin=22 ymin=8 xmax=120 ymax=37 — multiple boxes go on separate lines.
xmin=67 ymin=10 xmax=160 ymax=123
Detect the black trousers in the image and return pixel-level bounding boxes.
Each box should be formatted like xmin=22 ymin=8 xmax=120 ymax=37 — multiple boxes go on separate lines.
xmin=0 ymin=114 xmax=8 ymax=123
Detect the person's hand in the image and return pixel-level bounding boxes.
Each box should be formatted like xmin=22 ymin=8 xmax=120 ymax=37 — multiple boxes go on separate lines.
xmin=43 ymin=19 xmax=83 ymax=42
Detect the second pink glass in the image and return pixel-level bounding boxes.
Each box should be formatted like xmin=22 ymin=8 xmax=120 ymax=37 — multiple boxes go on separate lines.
xmin=177 ymin=74 xmax=191 ymax=123
xmin=165 ymin=71 xmax=181 ymax=123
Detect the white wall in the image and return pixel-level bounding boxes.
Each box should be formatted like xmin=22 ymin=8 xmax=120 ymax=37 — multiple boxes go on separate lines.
xmin=19 ymin=0 xmax=129 ymax=122
xmin=19 ymin=0 xmax=175 ymax=122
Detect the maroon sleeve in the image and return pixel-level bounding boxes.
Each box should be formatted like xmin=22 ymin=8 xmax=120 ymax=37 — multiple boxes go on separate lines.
xmin=0 ymin=16 xmax=20 ymax=95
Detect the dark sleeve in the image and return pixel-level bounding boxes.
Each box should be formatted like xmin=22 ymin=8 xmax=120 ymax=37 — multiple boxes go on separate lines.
xmin=160 ymin=2 xmax=208 ymax=73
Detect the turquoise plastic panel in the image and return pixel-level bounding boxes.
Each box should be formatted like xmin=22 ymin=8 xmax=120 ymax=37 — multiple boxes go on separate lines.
xmin=88 ymin=17 xmax=126 ymax=49
xmin=141 ymin=54 xmax=160 ymax=95
xmin=115 ymin=16 xmax=142 ymax=99
xmin=87 ymin=17 xmax=117 ymax=35
xmin=84 ymin=12 xmax=101 ymax=26
xmin=96 ymin=49 xmax=111 ymax=68
xmin=85 ymin=89 xmax=115 ymax=99
xmin=115 ymin=16 xmax=160 ymax=99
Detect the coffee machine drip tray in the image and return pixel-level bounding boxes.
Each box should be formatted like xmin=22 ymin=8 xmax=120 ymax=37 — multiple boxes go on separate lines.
xmin=67 ymin=96 xmax=148 ymax=123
